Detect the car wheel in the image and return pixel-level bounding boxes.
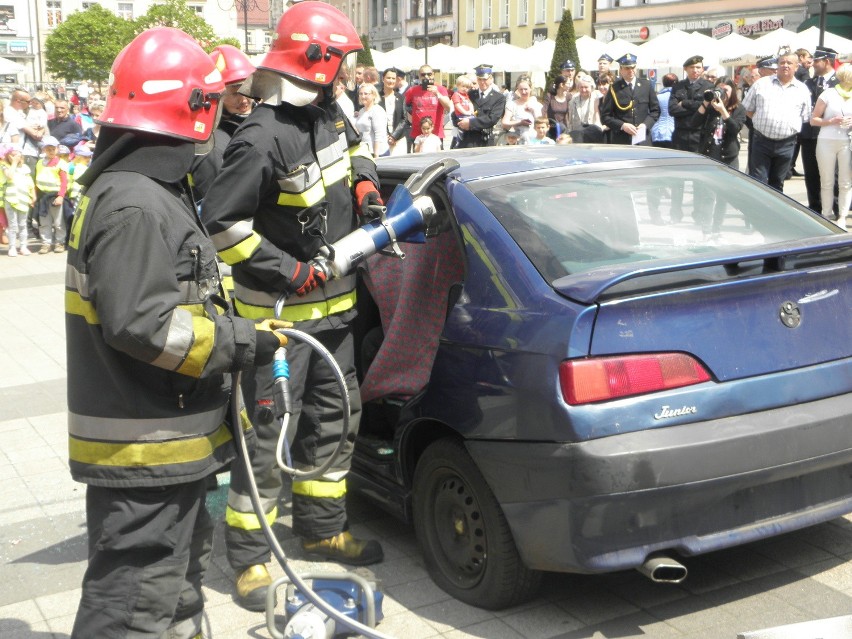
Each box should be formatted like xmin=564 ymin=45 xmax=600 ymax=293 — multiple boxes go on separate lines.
xmin=412 ymin=438 xmax=542 ymax=610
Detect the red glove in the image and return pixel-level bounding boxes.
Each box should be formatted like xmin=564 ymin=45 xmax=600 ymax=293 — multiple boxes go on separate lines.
xmin=289 ymin=261 xmax=326 ymax=297
xmin=354 ymin=181 xmax=384 ymax=219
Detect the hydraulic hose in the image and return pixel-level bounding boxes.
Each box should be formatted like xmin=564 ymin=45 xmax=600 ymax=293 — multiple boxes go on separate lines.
xmin=273 ymin=329 xmax=351 ymax=480
xmin=230 ymin=327 xmax=396 ymax=639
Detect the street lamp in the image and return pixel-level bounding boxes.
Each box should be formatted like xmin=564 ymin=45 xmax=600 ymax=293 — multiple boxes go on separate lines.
xmin=423 ymin=0 xmax=429 ymax=65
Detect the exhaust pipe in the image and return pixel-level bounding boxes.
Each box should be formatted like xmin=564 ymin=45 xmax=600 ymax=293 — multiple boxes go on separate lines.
xmin=637 ymin=555 xmax=688 ymax=583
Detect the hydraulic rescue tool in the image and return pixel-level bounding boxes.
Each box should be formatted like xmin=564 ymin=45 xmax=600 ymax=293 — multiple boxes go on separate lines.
xmin=231 ymin=158 xmax=459 ymax=639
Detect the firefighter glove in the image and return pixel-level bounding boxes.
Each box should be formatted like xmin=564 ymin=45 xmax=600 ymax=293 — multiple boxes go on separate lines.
xmin=355 ymin=181 xmax=384 ymax=220
xmin=289 ymin=261 xmax=327 ymax=297
xmin=254 ymin=319 xmax=291 ymax=365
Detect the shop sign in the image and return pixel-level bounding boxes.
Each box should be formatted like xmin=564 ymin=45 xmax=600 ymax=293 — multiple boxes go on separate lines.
xmin=9 ymin=39 xmax=26 ymax=53
xmin=532 ymin=28 xmax=548 ymax=44
xmin=478 ymin=31 xmax=510 ymax=46
xmin=712 ymin=22 xmax=733 ymax=38
xmin=736 ymin=17 xmax=784 ymax=36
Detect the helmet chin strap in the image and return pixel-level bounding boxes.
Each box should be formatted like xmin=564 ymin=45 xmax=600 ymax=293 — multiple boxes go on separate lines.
xmin=194 ymin=100 xmax=224 ymax=156
xmin=242 ymin=69 xmax=319 ymax=107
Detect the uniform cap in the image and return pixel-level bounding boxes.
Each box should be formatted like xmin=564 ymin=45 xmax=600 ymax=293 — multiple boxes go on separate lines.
xmin=560 ymin=59 xmax=576 ymax=70
xmin=683 ymin=55 xmax=704 ymax=67
xmin=617 ymin=53 xmax=637 ymax=67
xmin=813 ymin=46 xmax=837 ymax=62
xmin=756 ymin=56 xmax=777 ymax=69
xmin=598 ymin=53 xmax=613 ymax=63
xmin=474 ymin=64 xmax=493 ymax=76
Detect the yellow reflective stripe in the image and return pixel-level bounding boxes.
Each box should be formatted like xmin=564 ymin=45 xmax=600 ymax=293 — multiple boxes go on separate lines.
xmin=65 ymin=290 xmax=99 ymax=324
xmin=175 ymin=315 xmax=216 ymax=378
xmin=69 ymin=423 xmax=233 ymax=466
xmin=277 ymin=178 xmax=326 ymax=208
xmin=349 ymin=143 xmax=373 ymax=162
xmin=234 ymin=289 xmax=355 ymax=322
xmin=218 ymin=231 xmax=262 ymax=265
xmin=68 ymin=195 xmax=90 ymax=250
xmin=322 ymin=157 xmax=349 ymax=187
xmin=225 ymin=505 xmax=278 ymax=531
xmin=292 ymin=478 xmax=347 ymax=498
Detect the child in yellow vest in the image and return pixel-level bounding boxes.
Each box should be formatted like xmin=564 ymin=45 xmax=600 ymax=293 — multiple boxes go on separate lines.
xmin=3 ymin=145 xmax=36 ymax=257
xmin=34 ymin=135 xmax=69 ymax=254
xmin=66 ymin=145 xmax=92 ymax=207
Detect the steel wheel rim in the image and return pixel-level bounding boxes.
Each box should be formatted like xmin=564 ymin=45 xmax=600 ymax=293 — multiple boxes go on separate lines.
xmin=429 ymin=469 xmax=487 ymax=588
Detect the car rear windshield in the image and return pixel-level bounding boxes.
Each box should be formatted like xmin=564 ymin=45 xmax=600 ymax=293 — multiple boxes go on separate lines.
xmin=474 ymin=165 xmax=839 ymax=282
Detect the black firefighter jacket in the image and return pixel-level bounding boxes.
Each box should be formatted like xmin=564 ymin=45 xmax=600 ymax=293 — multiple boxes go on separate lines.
xmin=65 ymin=165 xmax=258 ymax=488
xmin=201 ymin=99 xmax=379 ymax=332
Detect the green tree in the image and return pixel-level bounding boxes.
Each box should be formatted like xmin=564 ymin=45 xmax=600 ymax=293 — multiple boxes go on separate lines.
xmin=358 ymin=35 xmax=375 ymax=67
xmin=44 ymin=5 xmax=135 ymax=86
xmin=135 ymin=0 xmax=219 ymax=51
xmin=549 ymin=10 xmax=580 ymax=89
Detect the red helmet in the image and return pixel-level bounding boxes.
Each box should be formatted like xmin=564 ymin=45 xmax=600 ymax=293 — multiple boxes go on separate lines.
xmin=259 ymin=1 xmax=362 ymax=87
xmin=210 ymin=44 xmax=256 ymax=86
xmin=99 ymin=27 xmax=224 ymax=143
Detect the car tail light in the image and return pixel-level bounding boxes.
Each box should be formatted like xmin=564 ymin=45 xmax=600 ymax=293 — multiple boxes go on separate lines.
xmin=560 ymin=353 xmax=711 ymax=405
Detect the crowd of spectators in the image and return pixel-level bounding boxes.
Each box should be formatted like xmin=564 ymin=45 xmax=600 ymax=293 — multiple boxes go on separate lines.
xmin=0 ymin=84 xmax=101 ymax=252
xmin=3 ymin=46 xmax=848 ymax=252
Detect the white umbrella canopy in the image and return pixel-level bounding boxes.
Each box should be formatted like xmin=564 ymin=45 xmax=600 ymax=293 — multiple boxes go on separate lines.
xmin=0 ymin=56 xmax=24 ymax=75
xmin=576 ymin=35 xmax=608 ymax=70
xmin=426 ymin=43 xmax=478 ymax=73
xmin=715 ymin=32 xmax=760 ymax=66
xmin=526 ymin=39 xmax=555 ymax=73
xmin=477 ymin=42 xmax=535 ymax=73
xmin=604 ymin=38 xmax=641 ymax=62
xmin=751 ymin=28 xmax=799 ymax=57
xmin=792 ymin=26 xmax=852 ymax=57
xmin=634 ymin=29 xmax=699 ymax=69
xmin=382 ymin=45 xmax=427 ymax=73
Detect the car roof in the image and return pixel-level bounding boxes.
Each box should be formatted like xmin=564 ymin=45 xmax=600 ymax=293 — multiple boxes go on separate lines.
xmin=375 ymin=145 xmax=708 ymax=183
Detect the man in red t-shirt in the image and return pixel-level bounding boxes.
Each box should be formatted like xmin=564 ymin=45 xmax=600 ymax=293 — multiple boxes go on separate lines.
xmin=405 ymin=64 xmax=452 ymax=151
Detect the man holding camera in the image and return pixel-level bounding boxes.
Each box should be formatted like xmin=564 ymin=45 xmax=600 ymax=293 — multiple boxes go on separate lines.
xmin=405 ymin=64 xmax=453 ymax=150
xmin=668 ymin=55 xmax=714 ymax=222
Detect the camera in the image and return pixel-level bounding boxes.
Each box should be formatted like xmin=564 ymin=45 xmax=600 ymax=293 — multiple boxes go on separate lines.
xmin=704 ymin=89 xmax=722 ymax=102
xmin=421 ymin=78 xmax=434 ymax=89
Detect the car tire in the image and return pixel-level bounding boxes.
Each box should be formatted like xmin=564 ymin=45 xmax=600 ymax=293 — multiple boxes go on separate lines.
xmin=412 ymin=437 xmax=542 ymax=610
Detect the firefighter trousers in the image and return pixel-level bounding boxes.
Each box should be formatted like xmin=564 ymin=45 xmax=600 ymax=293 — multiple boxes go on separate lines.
xmin=225 ymin=327 xmax=361 ymax=572
xmin=71 ymin=479 xmax=213 ymax=639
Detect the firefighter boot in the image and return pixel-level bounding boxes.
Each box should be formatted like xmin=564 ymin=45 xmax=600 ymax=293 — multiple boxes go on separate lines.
xmin=302 ymin=531 xmax=384 ymax=566
xmin=234 ymin=564 xmax=272 ymax=612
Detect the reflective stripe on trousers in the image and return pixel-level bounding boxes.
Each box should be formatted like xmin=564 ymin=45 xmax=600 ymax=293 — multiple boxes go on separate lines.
xmin=225 ymin=327 xmax=361 ymax=570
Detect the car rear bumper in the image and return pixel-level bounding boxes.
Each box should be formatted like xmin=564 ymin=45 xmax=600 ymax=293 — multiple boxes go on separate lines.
xmin=467 ymin=392 xmax=852 ymax=573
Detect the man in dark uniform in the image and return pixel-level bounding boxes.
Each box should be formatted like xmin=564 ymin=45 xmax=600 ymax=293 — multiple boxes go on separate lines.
xmin=600 ymin=53 xmax=660 ymax=146
xmin=668 ymin=55 xmax=714 ymax=221
xmin=800 ymin=46 xmax=838 ymax=213
xmin=593 ymin=53 xmax=613 ymax=82
xmin=457 ymin=64 xmax=507 ymax=148
xmin=669 ymin=55 xmax=714 ymax=153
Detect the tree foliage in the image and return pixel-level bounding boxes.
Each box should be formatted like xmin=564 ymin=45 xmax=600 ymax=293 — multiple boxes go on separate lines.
xmin=44 ymin=5 xmax=135 ymax=86
xmin=135 ymin=0 xmax=219 ymax=51
xmin=358 ymin=35 xmax=375 ymax=67
xmin=45 ymin=0 xmax=248 ymax=85
xmin=549 ymin=10 xmax=581 ymax=90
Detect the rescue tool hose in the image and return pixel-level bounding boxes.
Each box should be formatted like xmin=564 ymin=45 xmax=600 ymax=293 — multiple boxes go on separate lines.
xmin=273 ymin=329 xmax=351 ymax=480
xmin=230 ymin=332 xmax=396 ymax=639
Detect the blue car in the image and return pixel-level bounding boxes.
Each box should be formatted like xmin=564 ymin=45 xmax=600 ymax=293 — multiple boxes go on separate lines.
xmin=349 ymin=145 xmax=852 ymax=610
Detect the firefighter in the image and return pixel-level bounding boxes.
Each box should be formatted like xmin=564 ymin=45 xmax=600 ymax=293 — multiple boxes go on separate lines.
xmin=65 ymin=28 xmax=289 ymax=638
xmin=201 ymin=1 xmax=384 ymax=612
xmin=190 ymin=44 xmax=257 ymax=203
